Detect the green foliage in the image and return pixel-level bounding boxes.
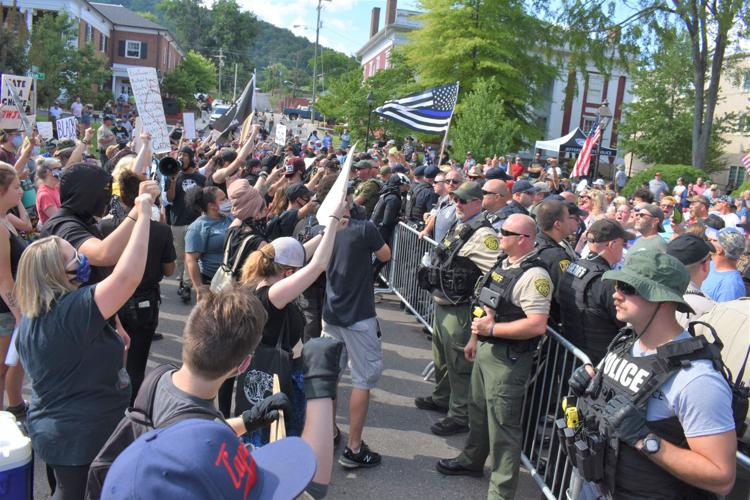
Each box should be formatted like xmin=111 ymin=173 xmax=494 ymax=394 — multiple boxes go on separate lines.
xmin=403 ymin=0 xmax=556 ymax=143
xmin=619 ymin=30 xmax=727 ymax=173
xmin=0 ymin=3 xmax=29 ymax=75
xmin=620 ymin=164 xmax=705 ymax=197
xmin=29 ymin=13 xmax=110 ymax=107
xmin=451 ymin=78 xmax=523 ymax=160
xmin=732 ymin=179 xmax=750 ymax=198
xmin=163 ymin=51 xmax=216 ymax=109
xmin=136 ymin=10 xmax=159 ymax=23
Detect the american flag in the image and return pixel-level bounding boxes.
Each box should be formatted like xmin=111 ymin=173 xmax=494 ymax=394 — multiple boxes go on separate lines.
xmin=374 ymin=82 xmax=459 ymax=134
xmin=571 ymin=118 xmax=602 ymax=178
xmin=742 ymin=152 xmax=750 ymax=175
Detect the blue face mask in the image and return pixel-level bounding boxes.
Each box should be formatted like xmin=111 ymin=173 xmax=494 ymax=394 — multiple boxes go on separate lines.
xmin=11 ymin=136 xmax=23 ymax=148
xmin=68 ymin=253 xmax=91 ymax=284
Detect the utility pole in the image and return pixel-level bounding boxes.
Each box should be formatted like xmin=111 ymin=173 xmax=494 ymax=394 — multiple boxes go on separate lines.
xmin=311 ymin=0 xmax=329 ymax=125
xmin=215 ymin=48 xmax=225 ymax=100
xmin=233 ymin=63 xmax=238 ymax=102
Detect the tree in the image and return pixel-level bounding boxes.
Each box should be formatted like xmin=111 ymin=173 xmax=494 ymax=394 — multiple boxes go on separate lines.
xmin=157 ymin=0 xmax=210 ymax=53
xmin=67 ymin=43 xmax=112 ymax=107
xmin=0 ymin=2 xmax=28 ymax=75
xmin=403 ymin=0 xmax=556 ymax=142
xmin=163 ymin=50 xmax=216 ymax=108
xmin=450 ymin=78 xmax=523 ymax=160
xmin=618 ymin=29 xmax=727 ymax=172
xmin=551 ymin=0 xmax=750 ymax=170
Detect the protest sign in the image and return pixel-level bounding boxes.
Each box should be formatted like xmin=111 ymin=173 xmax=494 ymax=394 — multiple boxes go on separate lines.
xmin=1 ymin=74 xmax=35 ymax=131
xmin=56 ymin=117 xmax=78 ymax=140
xmin=275 ymin=124 xmax=287 ymax=146
xmin=182 ymin=112 xmax=196 ymax=139
xmin=132 ymin=117 xmax=144 ymax=153
xmin=127 ymin=67 xmax=170 ymax=153
xmin=316 ymin=143 xmax=356 ymax=227
xmin=36 ymin=121 xmax=53 ymax=141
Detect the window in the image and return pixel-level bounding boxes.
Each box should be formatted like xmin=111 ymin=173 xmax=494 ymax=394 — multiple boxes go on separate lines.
xmin=729 ymin=166 xmax=747 ymax=186
xmin=743 ymin=73 xmax=750 ymax=92
xmin=125 ymin=40 xmax=141 ymax=58
xmin=99 ymin=33 xmax=105 ymax=51
xmin=582 ymin=117 xmax=596 ymax=133
xmin=586 ymin=73 xmax=603 ymax=103
xmin=85 ymin=23 xmax=93 ymax=43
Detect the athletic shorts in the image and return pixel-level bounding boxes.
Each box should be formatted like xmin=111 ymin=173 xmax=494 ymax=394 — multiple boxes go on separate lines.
xmin=0 ymin=312 xmax=15 ymax=337
xmin=322 ymin=317 xmax=383 ymax=390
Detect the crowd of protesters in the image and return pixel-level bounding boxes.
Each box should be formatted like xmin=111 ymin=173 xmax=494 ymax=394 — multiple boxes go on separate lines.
xmin=0 ymin=114 xmax=748 ymax=500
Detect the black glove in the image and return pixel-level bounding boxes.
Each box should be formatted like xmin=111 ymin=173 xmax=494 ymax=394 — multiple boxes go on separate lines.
xmin=569 ymin=365 xmax=595 ymax=397
xmin=241 ymin=392 xmax=291 ymax=434
xmin=303 ymin=337 xmax=344 ymax=400
xmin=603 ymin=394 xmax=649 ymax=447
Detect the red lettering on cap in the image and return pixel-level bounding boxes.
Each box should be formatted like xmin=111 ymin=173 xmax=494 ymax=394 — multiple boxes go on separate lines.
xmin=215 ymin=441 xmax=258 ymax=500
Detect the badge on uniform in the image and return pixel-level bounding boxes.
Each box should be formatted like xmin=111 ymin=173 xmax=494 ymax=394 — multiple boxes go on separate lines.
xmin=559 ymin=259 xmax=571 ymax=273
xmin=565 ymin=262 xmax=588 ymax=278
xmin=484 ymin=235 xmax=499 ymax=251
xmin=534 ymin=278 xmax=551 ymax=298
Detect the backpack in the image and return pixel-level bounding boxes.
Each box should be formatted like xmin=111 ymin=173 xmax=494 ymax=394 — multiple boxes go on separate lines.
xmin=210 ymin=232 xmax=258 ymax=292
xmin=85 ymin=364 xmax=219 ymax=500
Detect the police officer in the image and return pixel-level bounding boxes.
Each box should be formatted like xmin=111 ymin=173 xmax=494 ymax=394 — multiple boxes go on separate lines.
xmin=415 ymin=182 xmax=500 ymax=436
xmin=568 ymin=250 xmax=736 ymax=499
xmin=420 ymin=169 xmax=463 ymax=242
xmin=481 ymin=179 xmax=511 ymax=231
xmin=534 ymin=199 xmax=581 ymax=324
xmin=558 ymin=219 xmax=634 ymax=365
xmin=406 ymin=165 xmax=439 ymax=226
xmin=496 ymin=179 xmax=536 ymax=220
xmin=436 ymin=214 xmax=552 ymax=499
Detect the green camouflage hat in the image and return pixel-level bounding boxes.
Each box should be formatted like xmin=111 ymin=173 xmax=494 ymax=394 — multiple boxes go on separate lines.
xmin=602 ymin=250 xmax=694 ymax=313
xmin=452 ymin=181 xmax=483 ymax=202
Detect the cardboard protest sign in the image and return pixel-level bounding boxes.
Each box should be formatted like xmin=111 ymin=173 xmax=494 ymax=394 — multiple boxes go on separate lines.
xmin=56 ymin=117 xmax=78 ymax=140
xmin=127 ymin=67 xmax=170 ymax=153
xmin=36 ymin=121 xmax=53 ymax=141
xmin=275 ymin=124 xmax=287 ymax=146
xmin=182 ymin=112 xmax=196 ymax=140
xmin=1 ymin=74 xmax=36 ymax=131
xmin=316 ymin=143 xmax=356 ymax=227
xmin=132 ymin=117 xmax=144 ymax=153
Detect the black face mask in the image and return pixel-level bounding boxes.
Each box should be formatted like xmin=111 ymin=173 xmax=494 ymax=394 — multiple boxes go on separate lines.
xmin=60 ymin=163 xmax=113 ymax=221
xmin=243 ymin=218 xmax=267 ymax=238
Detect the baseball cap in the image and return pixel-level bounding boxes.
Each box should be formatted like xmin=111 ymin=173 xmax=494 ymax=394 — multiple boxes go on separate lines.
xmin=533 ymin=181 xmax=551 ymax=194
xmin=354 ymin=160 xmax=374 ymax=170
xmin=512 ymin=180 xmax=538 ymax=194
xmin=391 ymin=164 xmax=408 ymax=174
xmin=712 ymin=227 xmax=746 ymax=260
xmin=688 ymin=195 xmax=709 ymax=205
xmin=423 ymin=165 xmax=439 ymax=179
xmin=603 ymin=250 xmax=693 ymax=313
xmin=270 ymin=236 xmax=306 ymax=268
xmin=701 ymin=214 xmax=725 ymax=230
xmin=379 ymin=165 xmax=392 ymax=176
xmin=637 ymin=203 xmax=665 ymax=232
xmin=284 ymin=182 xmax=312 ymax=202
xmin=485 ymin=167 xmax=510 ymax=180
xmin=587 ymin=219 xmax=636 ymax=243
xmin=180 ymin=146 xmax=195 ymax=156
xmin=565 ymin=201 xmax=587 ymax=218
xmin=284 ymin=158 xmax=306 ymax=177
xmin=713 ymin=194 xmax=734 ymax=205
xmin=667 ymin=233 xmax=714 ymax=266
xmin=102 ymin=419 xmax=316 ymax=500
xmin=452 ymin=181 xmax=483 ymax=202
xmin=413 ymin=165 xmax=426 ymax=177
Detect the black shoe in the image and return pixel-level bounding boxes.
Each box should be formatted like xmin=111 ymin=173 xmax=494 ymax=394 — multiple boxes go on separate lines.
xmin=6 ymin=401 xmax=29 ymax=421
xmin=436 ymin=458 xmax=483 ymax=477
xmin=152 ymin=332 xmax=164 ymax=341
xmin=430 ymin=417 xmax=469 ymax=436
xmin=339 ymin=441 xmax=382 ymax=469
xmin=415 ymin=396 xmax=448 ymax=413
xmin=178 ymin=286 xmax=191 ymax=304
xmin=333 ymin=426 xmax=341 ymax=446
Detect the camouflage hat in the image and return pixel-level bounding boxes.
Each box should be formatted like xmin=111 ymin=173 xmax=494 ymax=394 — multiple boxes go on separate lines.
xmin=452 ymin=181 xmax=483 ymax=202
xmin=354 ymin=160 xmax=374 ymax=170
xmin=603 ymin=250 xmax=693 ymax=313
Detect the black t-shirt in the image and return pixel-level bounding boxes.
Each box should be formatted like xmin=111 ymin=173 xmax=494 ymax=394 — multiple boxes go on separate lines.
xmin=167 ymin=171 xmax=206 ymax=226
xmin=322 ymin=219 xmax=385 ymax=327
xmin=0 ymin=229 xmax=27 ymax=313
xmin=222 ymin=224 xmax=264 ymax=279
xmin=42 ymin=209 xmax=112 ymax=285
xmin=266 ymin=209 xmax=300 ymax=241
xmin=255 ymin=286 xmax=304 ymax=352
xmin=100 ymin=216 xmax=177 ymax=293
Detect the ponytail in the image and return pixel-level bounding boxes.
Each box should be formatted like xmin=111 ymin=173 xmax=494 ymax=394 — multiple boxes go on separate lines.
xmin=240 ymin=243 xmax=285 ymax=285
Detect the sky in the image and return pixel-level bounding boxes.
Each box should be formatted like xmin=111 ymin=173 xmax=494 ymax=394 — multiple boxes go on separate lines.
xmin=241 ymin=0 xmax=422 ymax=56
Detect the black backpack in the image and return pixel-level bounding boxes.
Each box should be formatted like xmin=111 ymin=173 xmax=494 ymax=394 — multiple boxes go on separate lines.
xmin=85 ymin=364 xmax=219 ymax=500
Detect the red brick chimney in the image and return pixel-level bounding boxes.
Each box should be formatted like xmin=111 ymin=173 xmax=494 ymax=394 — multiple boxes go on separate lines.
xmin=386 ymin=0 xmax=397 ymax=26
xmin=370 ymin=7 xmax=380 ymax=38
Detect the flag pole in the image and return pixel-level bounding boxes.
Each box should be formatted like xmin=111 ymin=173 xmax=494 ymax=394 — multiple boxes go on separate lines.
xmin=437 ymin=81 xmax=459 ymax=166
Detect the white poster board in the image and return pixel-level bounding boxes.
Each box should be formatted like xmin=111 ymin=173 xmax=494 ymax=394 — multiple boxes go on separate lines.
xmin=127 ymin=67 xmax=170 ymax=153
xmin=1 ymin=74 xmax=35 ymax=131
xmin=132 ymin=117 xmax=143 ymax=153
xmin=56 ymin=116 xmax=78 ymax=140
xmin=36 ymin=121 xmax=53 ymax=141
xmin=275 ymin=124 xmax=287 ymax=146
xmin=182 ymin=112 xmax=196 ymax=140
xmin=316 ymin=143 xmax=356 ymax=227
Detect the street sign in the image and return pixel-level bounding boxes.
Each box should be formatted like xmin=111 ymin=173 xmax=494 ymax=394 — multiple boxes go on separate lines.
xmin=34 ymin=73 xmax=45 ymax=80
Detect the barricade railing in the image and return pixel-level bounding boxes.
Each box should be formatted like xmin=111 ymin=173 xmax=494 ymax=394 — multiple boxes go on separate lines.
xmin=377 ymin=220 xmax=750 ymax=498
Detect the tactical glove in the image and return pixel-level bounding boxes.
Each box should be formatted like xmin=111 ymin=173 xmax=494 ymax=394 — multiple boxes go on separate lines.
xmin=241 ymin=392 xmax=291 ymax=433
xmin=603 ymin=394 xmax=649 ymax=447
xmin=303 ymin=337 xmax=344 ymax=400
xmin=569 ymin=365 xmax=595 ymax=397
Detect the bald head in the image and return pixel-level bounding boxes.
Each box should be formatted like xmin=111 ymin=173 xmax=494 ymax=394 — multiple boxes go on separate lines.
xmin=482 ymin=179 xmax=510 ymax=212
xmin=500 ymin=213 xmax=537 ymax=259
xmin=560 ymin=191 xmax=576 ymax=204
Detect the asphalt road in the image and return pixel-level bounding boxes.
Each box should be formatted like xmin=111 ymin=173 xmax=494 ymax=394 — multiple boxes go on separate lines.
xmin=28 ymin=277 xmax=540 ymax=499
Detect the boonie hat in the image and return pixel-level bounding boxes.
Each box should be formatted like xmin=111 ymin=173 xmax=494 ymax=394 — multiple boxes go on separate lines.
xmin=587 ymin=219 xmax=635 ymax=243
xmin=512 ymin=180 xmax=538 ymax=194
xmin=603 ymin=250 xmax=693 ymax=313
xmin=667 ymin=233 xmax=714 ymax=266
xmin=101 ymin=419 xmax=316 ymax=500
xmin=452 ymin=181 xmax=483 ymax=202
xmin=269 ymin=237 xmax=306 ymax=268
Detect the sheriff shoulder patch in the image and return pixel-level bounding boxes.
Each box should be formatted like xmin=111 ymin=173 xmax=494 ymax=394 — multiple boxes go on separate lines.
xmin=534 ymin=278 xmax=551 ymax=298
xmin=484 ymin=235 xmax=499 ymax=251
xmin=559 ymin=259 xmax=571 ymax=273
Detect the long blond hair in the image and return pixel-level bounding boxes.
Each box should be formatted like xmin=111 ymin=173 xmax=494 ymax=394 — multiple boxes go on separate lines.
xmin=14 ymin=236 xmax=76 ymax=318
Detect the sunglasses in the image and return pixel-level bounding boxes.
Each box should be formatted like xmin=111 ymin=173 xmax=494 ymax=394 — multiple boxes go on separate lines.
xmin=614 ymin=281 xmax=638 ymax=296
xmin=635 ymin=212 xmax=653 ymax=218
xmin=660 ymin=204 xmax=674 ymax=210
xmin=579 ymin=195 xmax=590 ymax=200
xmin=500 ymin=228 xmax=530 ymax=238
xmin=482 ymin=190 xmax=500 ymax=196
xmin=451 ymin=197 xmax=471 ymax=205
xmin=446 ymin=179 xmax=461 ymax=186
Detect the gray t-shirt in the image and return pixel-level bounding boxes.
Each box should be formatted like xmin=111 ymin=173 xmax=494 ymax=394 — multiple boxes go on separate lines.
xmin=632 ymin=331 xmax=735 ymax=438
xmin=151 ymin=370 xmax=224 ymax=427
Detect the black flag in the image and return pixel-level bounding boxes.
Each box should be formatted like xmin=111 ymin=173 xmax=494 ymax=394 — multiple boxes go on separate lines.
xmin=213 ymin=71 xmax=255 ymax=141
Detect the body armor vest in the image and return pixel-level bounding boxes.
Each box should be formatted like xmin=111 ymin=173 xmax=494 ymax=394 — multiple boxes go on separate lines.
xmin=417 ymin=216 xmax=491 ymax=304
xmin=558 ymin=257 xmax=619 ymax=365
xmin=578 ymin=328 xmax=723 ymax=499
xmin=405 ymin=182 xmax=429 ymax=221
